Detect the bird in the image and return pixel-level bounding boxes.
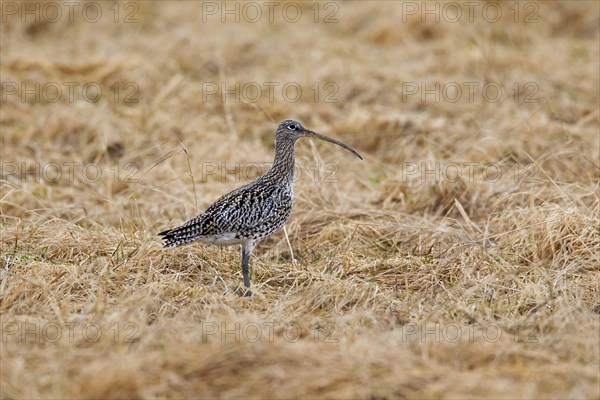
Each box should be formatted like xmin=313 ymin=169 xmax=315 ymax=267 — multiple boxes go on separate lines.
xmin=159 ymin=120 xmax=362 ymax=296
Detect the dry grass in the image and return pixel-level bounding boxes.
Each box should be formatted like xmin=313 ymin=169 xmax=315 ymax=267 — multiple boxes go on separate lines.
xmin=1 ymin=1 xmax=599 ymax=399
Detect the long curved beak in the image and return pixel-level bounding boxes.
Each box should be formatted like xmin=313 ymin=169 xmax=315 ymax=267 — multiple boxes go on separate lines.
xmin=302 ymin=129 xmax=363 ymax=160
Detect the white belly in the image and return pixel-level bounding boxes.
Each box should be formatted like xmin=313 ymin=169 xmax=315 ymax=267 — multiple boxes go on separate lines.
xmin=198 ymin=233 xmax=245 ymax=246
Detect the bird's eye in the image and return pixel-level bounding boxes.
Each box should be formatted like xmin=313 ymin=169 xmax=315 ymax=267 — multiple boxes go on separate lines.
xmin=289 ymin=124 xmax=297 ymax=130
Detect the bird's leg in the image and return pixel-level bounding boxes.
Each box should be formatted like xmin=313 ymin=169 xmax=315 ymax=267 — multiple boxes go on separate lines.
xmin=241 ymin=249 xmax=251 ymax=297
xmin=241 ymin=241 xmax=256 ymax=297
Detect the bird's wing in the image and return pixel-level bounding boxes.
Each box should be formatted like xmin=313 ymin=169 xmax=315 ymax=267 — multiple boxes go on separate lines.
xmin=160 ymin=183 xmax=287 ymax=246
xmin=200 ymin=183 xmax=282 ymax=234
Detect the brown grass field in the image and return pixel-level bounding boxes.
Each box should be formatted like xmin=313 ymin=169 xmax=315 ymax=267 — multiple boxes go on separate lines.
xmin=1 ymin=1 xmax=599 ymax=398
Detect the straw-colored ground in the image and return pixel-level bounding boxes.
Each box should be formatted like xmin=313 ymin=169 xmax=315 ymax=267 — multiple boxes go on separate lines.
xmin=1 ymin=1 xmax=599 ymax=398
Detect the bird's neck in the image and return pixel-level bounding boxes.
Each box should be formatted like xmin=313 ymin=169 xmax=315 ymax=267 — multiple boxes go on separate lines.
xmin=267 ymin=138 xmax=296 ymax=185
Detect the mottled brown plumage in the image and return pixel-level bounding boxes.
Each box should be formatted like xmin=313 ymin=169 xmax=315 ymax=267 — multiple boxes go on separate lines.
xmin=159 ymin=120 xmax=362 ymax=296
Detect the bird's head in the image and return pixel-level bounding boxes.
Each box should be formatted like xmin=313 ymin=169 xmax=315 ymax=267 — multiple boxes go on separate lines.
xmin=275 ymin=119 xmax=363 ymax=160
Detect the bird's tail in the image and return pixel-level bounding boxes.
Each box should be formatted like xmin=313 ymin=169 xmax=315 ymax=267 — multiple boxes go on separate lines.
xmin=158 ymin=222 xmax=202 ymax=248
xmin=158 ymin=227 xmax=192 ymax=248
xmin=158 ymin=228 xmax=179 ymax=248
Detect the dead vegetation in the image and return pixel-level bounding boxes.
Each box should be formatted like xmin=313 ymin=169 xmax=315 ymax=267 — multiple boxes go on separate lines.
xmin=1 ymin=1 xmax=599 ymax=398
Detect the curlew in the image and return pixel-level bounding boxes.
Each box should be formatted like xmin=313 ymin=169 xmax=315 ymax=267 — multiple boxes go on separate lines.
xmin=159 ymin=120 xmax=362 ymax=296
